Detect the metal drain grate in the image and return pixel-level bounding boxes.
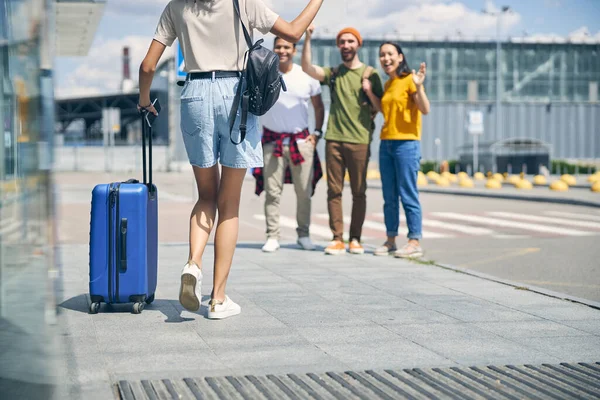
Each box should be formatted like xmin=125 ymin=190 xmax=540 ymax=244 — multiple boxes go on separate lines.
xmin=117 ymin=362 xmax=600 ymax=400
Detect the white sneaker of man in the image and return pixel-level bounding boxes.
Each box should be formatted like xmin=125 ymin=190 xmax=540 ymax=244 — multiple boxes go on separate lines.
xmin=261 ymin=238 xmax=280 ymax=253
xmin=297 ymin=236 xmax=315 ymax=251
xmin=207 ymin=296 xmax=241 ymax=320
xmin=179 ymin=261 xmax=202 ymax=312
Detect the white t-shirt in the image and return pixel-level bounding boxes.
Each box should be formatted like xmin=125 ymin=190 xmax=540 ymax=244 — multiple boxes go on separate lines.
xmin=153 ymin=0 xmax=279 ymax=72
xmin=261 ymin=64 xmax=322 ymax=135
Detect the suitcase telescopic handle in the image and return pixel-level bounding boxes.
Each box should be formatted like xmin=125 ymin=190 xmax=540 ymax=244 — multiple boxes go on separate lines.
xmin=141 ymin=110 xmax=154 ymax=191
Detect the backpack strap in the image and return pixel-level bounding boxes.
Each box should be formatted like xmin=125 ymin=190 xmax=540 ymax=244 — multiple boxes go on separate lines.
xmin=329 ymin=66 xmax=340 ymax=104
xmin=362 ymin=66 xmax=374 ymax=82
xmin=228 ymin=0 xmax=251 ymax=145
xmin=361 ymin=66 xmax=378 ymax=120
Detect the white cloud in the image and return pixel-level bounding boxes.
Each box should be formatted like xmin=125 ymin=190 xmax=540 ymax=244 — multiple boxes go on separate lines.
xmin=55 ymin=35 xmax=174 ymax=98
xmin=512 ymin=26 xmax=600 ymax=44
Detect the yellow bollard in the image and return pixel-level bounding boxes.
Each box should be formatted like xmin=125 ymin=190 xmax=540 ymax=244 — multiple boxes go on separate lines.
xmin=417 ymin=173 xmax=428 ymax=187
xmin=560 ymin=174 xmax=577 ymax=186
xmin=591 ymin=181 xmax=600 ymax=193
xmin=426 ymin=171 xmax=440 ymax=181
xmin=457 ymin=172 xmax=469 ymax=181
xmin=459 ymin=178 xmax=475 ymax=188
xmin=515 ymin=180 xmax=533 ymax=190
xmin=507 ymin=175 xmax=521 ymax=185
xmin=366 ymin=169 xmax=381 ymax=181
xmin=550 ymin=180 xmax=569 ymax=192
xmin=587 ymin=174 xmax=599 ymax=184
xmin=485 ymin=179 xmax=502 ymax=189
xmin=492 ymin=173 xmax=504 ymax=182
xmin=442 ymin=171 xmax=458 ymax=183
xmin=533 ymin=175 xmax=547 ymax=185
xmin=436 ymin=176 xmax=451 ymax=187
xmin=474 ymin=172 xmax=485 ymax=181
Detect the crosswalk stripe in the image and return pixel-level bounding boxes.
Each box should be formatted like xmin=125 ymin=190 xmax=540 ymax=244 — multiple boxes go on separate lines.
xmin=253 ymin=214 xmax=334 ymax=240
xmin=335 ymin=215 xmax=451 ymax=239
xmin=544 ymin=211 xmax=600 ymax=222
xmin=432 ymin=212 xmax=593 ymax=236
xmin=422 ymin=219 xmax=496 ymax=235
xmin=488 ymin=211 xmax=600 ymax=230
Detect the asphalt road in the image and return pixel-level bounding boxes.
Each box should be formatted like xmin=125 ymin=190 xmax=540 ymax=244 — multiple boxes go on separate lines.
xmin=53 ymin=172 xmax=600 ymax=303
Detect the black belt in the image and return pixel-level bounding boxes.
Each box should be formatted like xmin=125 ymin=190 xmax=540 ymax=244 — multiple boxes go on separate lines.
xmin=189 ymin=71 xmax=241 ymax=80
xmin=177 ymin=71 xmax=241 ymax=86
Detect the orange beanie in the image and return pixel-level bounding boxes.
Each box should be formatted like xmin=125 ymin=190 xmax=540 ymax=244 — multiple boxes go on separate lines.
xmin=336 ymin=27 xmax=363 ymax=46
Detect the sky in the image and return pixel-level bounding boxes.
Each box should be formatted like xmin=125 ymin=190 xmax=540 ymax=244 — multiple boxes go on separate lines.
xmin=54 ymin=0 xmax=600 ymax=98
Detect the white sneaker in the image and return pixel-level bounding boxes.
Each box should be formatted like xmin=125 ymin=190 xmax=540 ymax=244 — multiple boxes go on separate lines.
xmin=262 ymin=238 xmax=280 ymax=253
xmin=297 ymin=236 xmax=315 ymax=251
xmin=207 ymin=296 xmax=241 ymax=320
xmin=179 ymin=261 xmax=202 ymax=312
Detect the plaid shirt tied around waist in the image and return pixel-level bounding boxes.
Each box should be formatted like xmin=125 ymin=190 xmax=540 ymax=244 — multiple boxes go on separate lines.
xmin=252 ymin=127 xmax=323 ymax=196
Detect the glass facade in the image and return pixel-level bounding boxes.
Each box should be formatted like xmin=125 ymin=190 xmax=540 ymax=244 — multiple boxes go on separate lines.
xmin=305 ymin=38 xmax=600 ymax=103
xmin=0 ymin=0 xmax=64 ymax=397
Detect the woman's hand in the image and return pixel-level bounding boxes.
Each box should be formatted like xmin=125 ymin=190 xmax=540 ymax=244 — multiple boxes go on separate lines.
xmin=137 ymin=99 xmax=158 ymax=116
xmin=412 ymin=62 xmax=427 ymax=88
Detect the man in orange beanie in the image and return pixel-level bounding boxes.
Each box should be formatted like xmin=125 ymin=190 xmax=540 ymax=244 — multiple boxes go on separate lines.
xmin=302 ymin=25 xmax=383 ymax=256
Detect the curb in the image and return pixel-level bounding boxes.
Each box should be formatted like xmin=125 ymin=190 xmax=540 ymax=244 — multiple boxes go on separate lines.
xmin=416 ymin=187 xmax=600 ymax=208
xmin=433 ymin=261 xmax=600 ymax=310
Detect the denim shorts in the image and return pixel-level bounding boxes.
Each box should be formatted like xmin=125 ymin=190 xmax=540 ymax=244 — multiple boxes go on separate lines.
xmin=180 ymin=76 xmax=263 ymax=169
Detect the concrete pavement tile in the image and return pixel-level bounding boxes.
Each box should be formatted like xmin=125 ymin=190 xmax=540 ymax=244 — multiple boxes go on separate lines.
xmin=558 ymin=320 xmax=600 ymax=335
xmin=295 ymin=324 xmax=403 ymax=345
xmin=215 ymin=345 xmax=338 ymax=369
xmin=190 ymin=315 xmax=290 ymax=335
xmin=421 ymin=300 xmax=543 ymax=322
xmin=103 ymin=350 xmax=227 ymax=374
xmin=359 ymin=308 xmax=461 ymax=325
xmin=229 ymin=361 xmax=353 ymax=377
xmin=315 ymin=340 xmax=456 ymax=370
xmin=413 ymin=337 xmax=562 ymax=366
xmin=384 ymin=323 xmax=500 ymax=343
xmin=95 ymin=327 xmax=209 ymax=353
xmin=517 ymin=305 xmax=600 ymax=321
xmin=473 ymin=320 xmax=592 ymax=338
xmin=203 ymin=330 xmax=311 ymax=353
xmin=511 ymin=336 xmax=600 ymax=361
xmin=66 ymin=382 xmax=115 ymax=400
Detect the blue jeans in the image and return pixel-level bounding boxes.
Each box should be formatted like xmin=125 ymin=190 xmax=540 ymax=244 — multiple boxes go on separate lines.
xmin=379 ymin=140 xmax=422 ymax=240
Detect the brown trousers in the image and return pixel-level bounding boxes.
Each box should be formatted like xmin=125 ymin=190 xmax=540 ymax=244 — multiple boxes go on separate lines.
xmin=325 ymin=140 xmax=370 ymax=242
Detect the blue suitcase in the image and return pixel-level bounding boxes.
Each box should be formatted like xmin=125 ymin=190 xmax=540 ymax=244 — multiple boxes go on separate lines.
xmin=89 ymin=110 xmax=158 ymax=314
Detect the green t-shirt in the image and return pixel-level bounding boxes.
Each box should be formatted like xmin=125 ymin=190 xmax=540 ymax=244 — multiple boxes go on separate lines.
xmin=322 ymin=64 xmax=384 ymax=144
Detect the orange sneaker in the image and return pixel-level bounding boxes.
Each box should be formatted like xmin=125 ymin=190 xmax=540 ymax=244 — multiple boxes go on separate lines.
xmin=348 ymin=239 xmax=365 ymax=255
xmin=324 ymin=240 xmax=346 ymax=255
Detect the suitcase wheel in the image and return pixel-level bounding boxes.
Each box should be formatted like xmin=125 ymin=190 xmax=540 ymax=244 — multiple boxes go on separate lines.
xmin=90 ymin=302 xmax=101 ymax=314
xmin=133 ymin=302 xmax=145 ymax=314
xmin=145 ymin=294 xmax=155 ymax=305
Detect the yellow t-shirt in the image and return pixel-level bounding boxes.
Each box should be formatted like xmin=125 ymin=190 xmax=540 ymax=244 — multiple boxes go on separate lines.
xmin=380 ymin=74 xmax=422 ymax=141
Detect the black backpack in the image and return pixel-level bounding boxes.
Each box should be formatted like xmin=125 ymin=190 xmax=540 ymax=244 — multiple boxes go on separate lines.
xmin=229 ymin=0 xmax=287 ymax=145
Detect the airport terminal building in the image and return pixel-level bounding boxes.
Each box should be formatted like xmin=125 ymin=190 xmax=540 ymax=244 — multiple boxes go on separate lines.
xmin=303 ymin=37 xmax=600 ymax=164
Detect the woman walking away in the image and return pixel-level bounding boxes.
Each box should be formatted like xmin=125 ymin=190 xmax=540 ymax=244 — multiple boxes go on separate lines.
xmin=362 ymin=42 xmax=430 ymax=259
xmin=138 ymin=0 xmax=323 ymax=319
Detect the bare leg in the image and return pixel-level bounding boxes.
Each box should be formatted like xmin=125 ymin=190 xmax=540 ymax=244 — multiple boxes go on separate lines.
xmin=188 ymin=165 xmax=220 ymax=269
xmin=212 ymin=166 xmax=246 ymax=302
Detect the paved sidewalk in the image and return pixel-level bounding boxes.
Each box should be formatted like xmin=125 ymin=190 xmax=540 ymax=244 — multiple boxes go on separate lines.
xmin=57 ymin=243 xmax=600 ymax=399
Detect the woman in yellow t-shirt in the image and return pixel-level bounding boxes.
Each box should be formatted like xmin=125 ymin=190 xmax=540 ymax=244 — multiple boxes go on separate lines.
xmin=363 ymin=42 xmax=430 ymax=258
